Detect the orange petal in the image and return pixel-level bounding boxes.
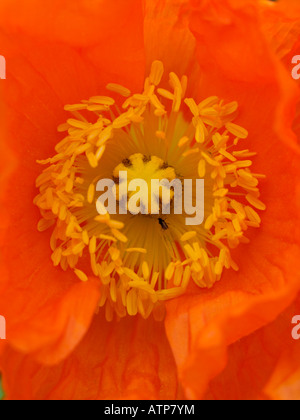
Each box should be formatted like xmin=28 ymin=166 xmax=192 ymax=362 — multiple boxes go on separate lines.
xmin=204 ymin=294 xmax=300 ymax=400
xmin=0 ymin=314 xmax=179 ymax=400
xmin=260 ymin=0 xmax=300 ymax=60
xmin=144 ymin=0 xmax=199 ymax=89
xmin=0 ymin=272 xmax=101 ymax=365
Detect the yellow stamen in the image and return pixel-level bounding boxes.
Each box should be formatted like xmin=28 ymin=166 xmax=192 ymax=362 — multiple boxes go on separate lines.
xmin=87 ymin=184 xmax=95 ymax=204
xmin=126 ymin=248 xmax=148 ymax=254
xmin=149 ymin=61 xmax=164 ymax=86
xmin=226 ymin=122 xmax=249 ymax=139
xmin=106 ymin=83 xmax=131 ymax=97
xmin=198 ymin=159 xmax=206 ymax=178
xmin=178 ymin=136 xmax=190 ymax=148
xmin=142 ymin=261 xmax=150 ymax=280
xmin=35 ymin=60 xmax=266 ymax=321
xmin=181 ymin=231 xmax=197 ymax=242
xmin=74 ymin=269 xmax=88 ymax=282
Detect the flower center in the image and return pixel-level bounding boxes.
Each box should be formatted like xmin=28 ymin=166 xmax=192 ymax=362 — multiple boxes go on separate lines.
xmin=112 ymin=154 xmax=178 ymax=216
xmin=34 ymin=61 xmax=266 ymax=321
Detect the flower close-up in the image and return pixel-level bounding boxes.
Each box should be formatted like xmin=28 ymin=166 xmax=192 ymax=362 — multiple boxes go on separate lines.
xmin=0 ymin=0 xmax=300 ymax=402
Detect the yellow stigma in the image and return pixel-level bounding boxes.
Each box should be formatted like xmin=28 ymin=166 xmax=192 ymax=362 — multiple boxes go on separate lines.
xmin=34 ymin=60 xmax=266 ymax=321
xmin=112 ymin=153 xmax=177 ymax=214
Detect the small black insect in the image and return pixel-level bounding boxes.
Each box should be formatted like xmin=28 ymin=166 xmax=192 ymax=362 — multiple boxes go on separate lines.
xmin=158 ymin=217 xmax=169 ymax=231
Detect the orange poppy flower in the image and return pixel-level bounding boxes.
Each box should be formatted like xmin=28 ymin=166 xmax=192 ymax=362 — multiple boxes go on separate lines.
xmin=0 ymin=0 xmax=300 ymax=400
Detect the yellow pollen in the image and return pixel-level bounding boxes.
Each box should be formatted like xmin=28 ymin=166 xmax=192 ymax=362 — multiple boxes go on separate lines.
xmin=74 ymin=269 xmax=88 ymax=282
xmin=181 ymin=231 xmax=197 ymax=242
xmin=87 ymin=184 xmax=95 ymax=204
xmin=35 ymin=60 xmax=266 ymax=321
xmin=106 ymin=83 xmax=131 ymax=97
xmin=142 ymin=261 xmax=150 ymax=280
xmin=178 ymin=136 xmax=190 ymax=148
xmin=99 ymin=234 xmax=117 ymax=243
xmin=126 ymin=248 xmax=147 ymax=254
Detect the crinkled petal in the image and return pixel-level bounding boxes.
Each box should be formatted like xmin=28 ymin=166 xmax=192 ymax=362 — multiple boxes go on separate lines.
xmin=144 ymin=0 xmax=199 ymax=86
xmin=204 ymin=294 xmax=300 ymax=400
xmin=0 ymin=314 xmax=179 ymax=400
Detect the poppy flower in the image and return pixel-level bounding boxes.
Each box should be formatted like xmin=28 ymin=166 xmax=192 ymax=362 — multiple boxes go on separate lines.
xmin=0 ymin=0 xmax=300 ymax=400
